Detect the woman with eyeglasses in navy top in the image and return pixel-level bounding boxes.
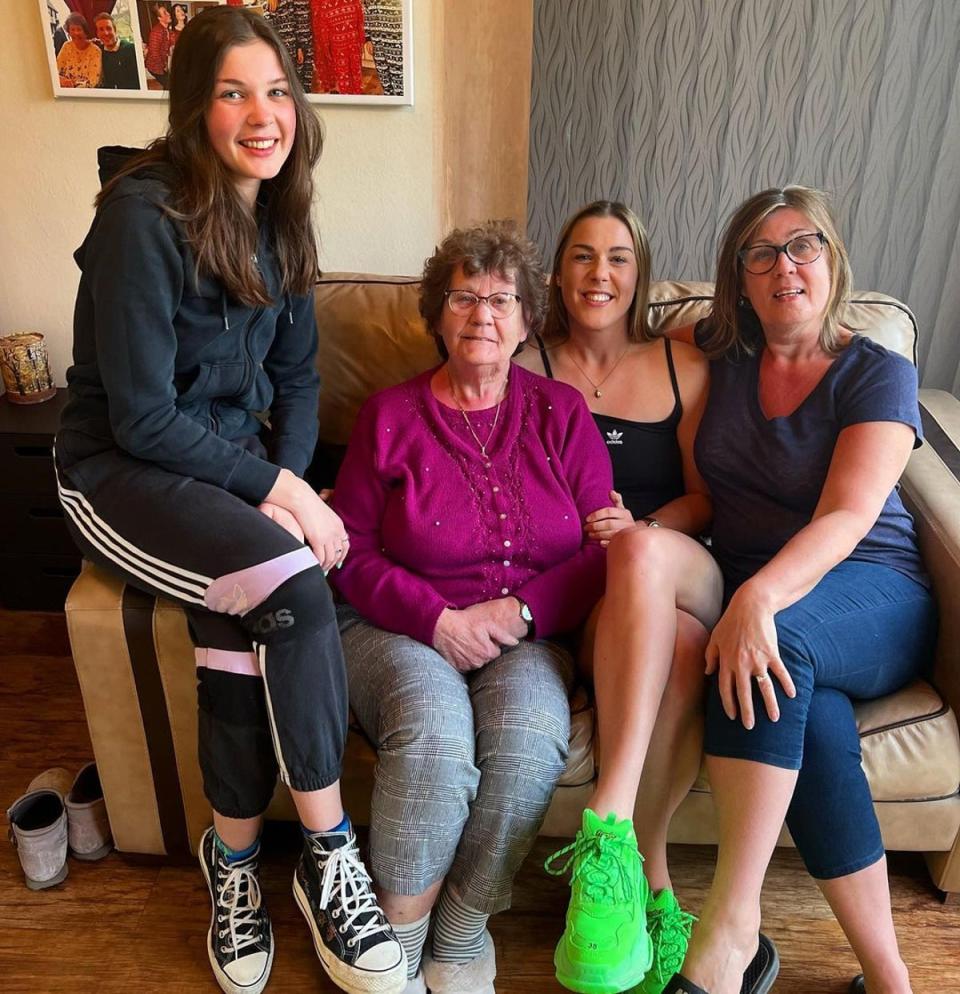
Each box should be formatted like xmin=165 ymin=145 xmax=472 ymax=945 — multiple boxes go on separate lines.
xmin=666 ymin=187 xmax=934 ymax=994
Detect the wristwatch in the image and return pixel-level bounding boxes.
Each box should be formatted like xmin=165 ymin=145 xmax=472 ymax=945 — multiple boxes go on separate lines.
xmin=516 ymin=597 xmax=534 ymax=635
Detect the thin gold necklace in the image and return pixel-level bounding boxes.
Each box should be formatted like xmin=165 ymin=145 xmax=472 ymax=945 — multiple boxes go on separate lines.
xmin=449 ymin=374 xmax=508 ymax=464
xmin=566 ymin=345 xmax=630 ymax=398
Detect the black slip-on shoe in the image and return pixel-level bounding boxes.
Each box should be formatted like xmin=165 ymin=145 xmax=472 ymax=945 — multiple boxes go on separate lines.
xmin=663 ymin=932 xmax=780 ymax=994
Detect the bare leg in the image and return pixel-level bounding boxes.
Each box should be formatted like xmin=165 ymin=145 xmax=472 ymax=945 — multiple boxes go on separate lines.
xmin=377 ymin=878 xmax=445 ymax=924
xmin=213 ymin=784 xmax=345 ymax=849
xmin=680 ymin=756 xmax=797 ymax=994
xmin=213 ymin=812 xmax=264 ymax=851
xmin=818 ymin=860 xmax=912 ymax=994
xmin=587 ymin=527 xmax=721 ymax=822
xmin=632 ymin=610 xmax=707 ymax=892
xmin=290 ymin=781 xmax=346 ymax=833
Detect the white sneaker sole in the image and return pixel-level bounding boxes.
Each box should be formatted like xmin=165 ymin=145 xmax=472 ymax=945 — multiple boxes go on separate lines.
xmin=292 ymin=874 xmax=407 ymax=994
xmin=199 ymin=836 xmax=274 ymax=994
xmin=205 ymin=938 xmax=274 ymax=994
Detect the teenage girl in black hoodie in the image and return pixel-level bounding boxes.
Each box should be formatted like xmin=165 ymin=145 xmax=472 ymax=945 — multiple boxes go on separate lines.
xmin=55 ymin=8 xmax=405 ymax=994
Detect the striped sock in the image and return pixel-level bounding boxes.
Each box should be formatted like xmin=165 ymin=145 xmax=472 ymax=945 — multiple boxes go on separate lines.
xmin=431 ymin=888 xmax=489 ymax=963
xmin=393 ymin=912 xmax=431 ymax=979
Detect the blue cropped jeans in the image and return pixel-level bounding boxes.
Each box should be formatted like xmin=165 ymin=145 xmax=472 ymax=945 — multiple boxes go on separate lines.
xmin=704 ymin=560 xmax=937 ymax=879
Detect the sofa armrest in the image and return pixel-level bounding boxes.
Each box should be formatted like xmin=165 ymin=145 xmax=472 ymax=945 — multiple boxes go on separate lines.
xmin=901 ymin=389 xmax=960 ymax=717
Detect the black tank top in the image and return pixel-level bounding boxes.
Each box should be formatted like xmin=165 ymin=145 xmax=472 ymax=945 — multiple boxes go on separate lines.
xmin=533 ymin=335 xmax=686 ymax=520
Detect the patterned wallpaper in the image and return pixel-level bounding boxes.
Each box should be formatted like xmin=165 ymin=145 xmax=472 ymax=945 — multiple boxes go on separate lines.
xmin=528 ymin=0 xmax=960 ymax=390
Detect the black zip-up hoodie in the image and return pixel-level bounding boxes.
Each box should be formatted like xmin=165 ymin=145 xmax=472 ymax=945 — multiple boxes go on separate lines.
xmin=57 ymin=157 xmax=319 ymax=504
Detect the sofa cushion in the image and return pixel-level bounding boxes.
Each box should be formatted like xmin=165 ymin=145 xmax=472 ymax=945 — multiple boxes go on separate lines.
xmin=314 ymin=273 xmax=434 ymax=446
xmin=858 ymin=680 xmax=960 ymax=802
xmin=647 ymin=282 xmax=918 ymax=361
xmin=312 ymin=275 xmax=920 ymax=456
xmin=690 ymin=679 xmax=960 ymax=803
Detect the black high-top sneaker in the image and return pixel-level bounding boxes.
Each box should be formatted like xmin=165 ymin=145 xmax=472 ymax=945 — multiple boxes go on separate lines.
xmin=293 ymin=825 xmax=407 ymax=994
xmin=199 ymin=827 xmax=274 ymax=994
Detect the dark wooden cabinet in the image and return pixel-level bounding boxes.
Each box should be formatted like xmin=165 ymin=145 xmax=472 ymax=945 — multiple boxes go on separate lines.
xmin=0 ymin=390 xmax=81 ymax=609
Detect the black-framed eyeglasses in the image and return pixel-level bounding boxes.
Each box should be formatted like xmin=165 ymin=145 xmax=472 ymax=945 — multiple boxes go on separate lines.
xmin=443 ymin=289 xmax=522 ymax=318
xmin=737 ymin=232 xmax=826 ymax=275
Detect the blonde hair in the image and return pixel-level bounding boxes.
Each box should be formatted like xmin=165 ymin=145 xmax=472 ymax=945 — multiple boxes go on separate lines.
xmin=543 ymin=200 xmax=653 ymax=344
xmin=701 ymin=186 xmax=853 ymax=358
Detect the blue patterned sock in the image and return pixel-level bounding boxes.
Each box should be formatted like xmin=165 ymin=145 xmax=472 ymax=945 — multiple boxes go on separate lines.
xmin=215 ymin=834 xmax=259 ymax=864
xmin=302 ymin=813 xmax=350 ymax=836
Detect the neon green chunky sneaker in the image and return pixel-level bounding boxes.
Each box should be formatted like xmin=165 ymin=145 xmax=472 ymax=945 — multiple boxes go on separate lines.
xmin=633 ymin=888 xmax=695 ymax=994
xmin=545 ymin=809 xmax=652 ymax=994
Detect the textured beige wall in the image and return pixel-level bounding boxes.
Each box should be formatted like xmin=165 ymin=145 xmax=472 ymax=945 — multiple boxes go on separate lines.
xmin=0 ymin=0 xmax=442 ymax=384
xmin=1 ymin=0 xmax=533 ymax=386
xmin=435 ymin=2 xmax=532 ymax=233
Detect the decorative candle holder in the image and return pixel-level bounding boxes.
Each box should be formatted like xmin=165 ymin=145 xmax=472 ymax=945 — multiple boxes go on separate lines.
xmin=0 ymin=332 xmax=57 ymax=404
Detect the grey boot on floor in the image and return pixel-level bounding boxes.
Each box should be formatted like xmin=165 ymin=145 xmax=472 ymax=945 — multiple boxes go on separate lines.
xmin=65 ymin=762 xmax=112 ymax=860
xmin=7 ymin=788 xmax=69 ymax=890
xmin=28 ymin=763 xmax=112 ymax=861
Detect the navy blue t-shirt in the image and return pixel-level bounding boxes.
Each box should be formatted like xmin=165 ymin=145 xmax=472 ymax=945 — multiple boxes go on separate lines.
xmin=694 ymin=331 xmax=927 ymax=593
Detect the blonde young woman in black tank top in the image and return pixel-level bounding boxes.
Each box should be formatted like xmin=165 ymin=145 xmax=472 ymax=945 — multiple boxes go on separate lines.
xmin=515 ymin=201 xmax=723 ymax=994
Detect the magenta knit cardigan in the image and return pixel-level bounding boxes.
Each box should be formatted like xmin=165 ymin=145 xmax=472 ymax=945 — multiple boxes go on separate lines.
xmin=332 ymin=365 xmax=613 ymax=645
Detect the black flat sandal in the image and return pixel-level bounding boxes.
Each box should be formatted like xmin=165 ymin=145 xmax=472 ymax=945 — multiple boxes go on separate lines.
xmin=663 ymin=933 xmax=780 ymax=994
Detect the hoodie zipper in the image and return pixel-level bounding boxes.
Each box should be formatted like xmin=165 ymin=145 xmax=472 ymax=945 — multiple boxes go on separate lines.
xmin=240 ymin=251 xmax=264 ymax=398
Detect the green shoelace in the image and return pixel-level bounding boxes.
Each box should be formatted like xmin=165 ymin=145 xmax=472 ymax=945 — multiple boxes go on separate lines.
xmin=545 ymin=829 xmax=641 ymax=905
xmin=646 ymin=902 xmax=696 ymax=985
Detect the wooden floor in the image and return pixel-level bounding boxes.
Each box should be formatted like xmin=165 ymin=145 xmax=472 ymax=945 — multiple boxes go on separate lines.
xmin=1 ymin=611 xmax=958 ymax=994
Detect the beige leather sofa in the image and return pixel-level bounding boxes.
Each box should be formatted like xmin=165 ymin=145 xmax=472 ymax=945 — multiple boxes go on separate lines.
xmin=64 ymin=275 xmax=960 ymax=898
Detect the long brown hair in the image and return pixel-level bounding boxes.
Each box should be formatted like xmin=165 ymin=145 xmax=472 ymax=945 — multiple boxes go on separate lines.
xmin=701 ymin=186 xmax=853 ymax=359
xmin=542 ymin=200 xmax=653 ymax=344
xmin=97 ymin=5 xmax=323 ymax=305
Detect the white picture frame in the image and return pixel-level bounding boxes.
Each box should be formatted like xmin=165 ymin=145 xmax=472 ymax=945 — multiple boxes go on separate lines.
xmin=39 ymin=0 xmax=414 ymax=106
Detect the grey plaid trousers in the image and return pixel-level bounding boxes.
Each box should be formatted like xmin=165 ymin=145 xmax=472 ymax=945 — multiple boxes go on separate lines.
xmin=338 ymin=606 xmax=573 ymax=914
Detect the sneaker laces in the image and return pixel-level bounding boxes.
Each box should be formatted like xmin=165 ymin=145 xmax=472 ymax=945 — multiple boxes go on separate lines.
xmin=544 ymin=830 xmax=639 ymax=905
xmin=215 ymin=855 xmax=265 ymax=957
xmin=647 ymin=903 xmax=696 ymax=983
xmin=310 ymin=836 xmax=392 ymax=947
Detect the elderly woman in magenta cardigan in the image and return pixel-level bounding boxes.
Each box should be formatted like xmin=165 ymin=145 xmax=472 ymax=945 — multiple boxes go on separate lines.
xmin=332 ymin=221 xmax=612 ymax=994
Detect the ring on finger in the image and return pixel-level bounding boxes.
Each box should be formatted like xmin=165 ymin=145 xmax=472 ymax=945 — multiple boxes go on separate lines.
xmin=755 ymin=672 xmax=771 ymax=684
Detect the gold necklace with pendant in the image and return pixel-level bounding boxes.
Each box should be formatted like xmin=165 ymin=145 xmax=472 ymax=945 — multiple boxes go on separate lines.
xmin=566 ymin=345 xmax=630 ymax=399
